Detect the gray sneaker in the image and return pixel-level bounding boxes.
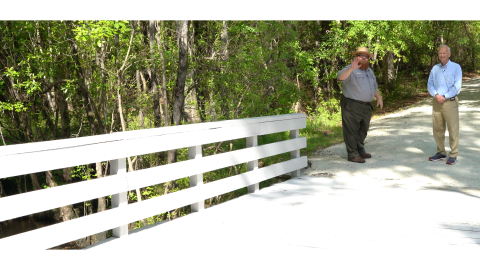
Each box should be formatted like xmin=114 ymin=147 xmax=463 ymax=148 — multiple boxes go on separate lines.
xmin=446 ymin=157 xmax=457 ymax=165
xmin=429 ymin=152 xmax=446 ymax=161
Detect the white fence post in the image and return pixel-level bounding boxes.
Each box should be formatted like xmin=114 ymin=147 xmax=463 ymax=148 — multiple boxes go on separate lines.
xmin=290 ymin=129 xmax=301 ymax=178
xmin=247 ymin=136 xmax=259 ymax=193
xmin=189 ymin=145 xmax=204 ymax=212
xmin=111 ymin=158 xmax=128 ymax=238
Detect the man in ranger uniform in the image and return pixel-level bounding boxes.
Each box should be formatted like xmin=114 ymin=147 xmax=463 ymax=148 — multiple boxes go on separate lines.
xmin=337 ymin=47 xmax=383 ymax=163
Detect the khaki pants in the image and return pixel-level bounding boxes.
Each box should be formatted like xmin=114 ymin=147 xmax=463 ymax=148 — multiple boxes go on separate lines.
xmin=432 ymin=96 xmax=459 ymax=158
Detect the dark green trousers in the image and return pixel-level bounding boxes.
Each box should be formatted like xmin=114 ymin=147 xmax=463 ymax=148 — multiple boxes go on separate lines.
xmin=340 ymin=95 xmax=372 ymax=159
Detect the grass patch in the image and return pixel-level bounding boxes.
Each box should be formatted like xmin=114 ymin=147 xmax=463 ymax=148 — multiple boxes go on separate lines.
xmin=301 ymin=120 xmax=343 ymax=157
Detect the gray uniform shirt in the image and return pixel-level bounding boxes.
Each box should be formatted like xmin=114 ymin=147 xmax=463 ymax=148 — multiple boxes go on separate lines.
xmin=337 ymin=64 xmax=378 ymax=102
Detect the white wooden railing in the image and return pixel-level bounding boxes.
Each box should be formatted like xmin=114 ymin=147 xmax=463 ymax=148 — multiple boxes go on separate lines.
xmin=0 ymin=113 xmax=307 ymax=250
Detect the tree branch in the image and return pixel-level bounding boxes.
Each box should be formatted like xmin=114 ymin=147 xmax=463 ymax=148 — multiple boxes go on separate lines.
xmin=185 ymin=82 xmax=197 ymax=96
xmin=118 ymin=22 xmax=135 ymax=76
xmin=42 ymin=78 xmax=68 ymax=91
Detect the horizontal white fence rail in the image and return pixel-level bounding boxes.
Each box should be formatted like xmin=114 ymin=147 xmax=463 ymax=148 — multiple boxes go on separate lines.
xmin=0 ymin=113 xmax=307 ymax=250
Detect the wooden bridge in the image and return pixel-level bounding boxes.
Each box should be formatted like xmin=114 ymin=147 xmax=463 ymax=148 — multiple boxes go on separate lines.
xmin=1 ymin=112 xmax=479 ymax=268
xmin=0 ymin=114 xmax=306 ymax=250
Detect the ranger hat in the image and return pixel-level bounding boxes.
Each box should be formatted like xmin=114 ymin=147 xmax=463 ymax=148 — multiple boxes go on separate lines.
xmin=351 ymin=46 xmax=374 ymax=58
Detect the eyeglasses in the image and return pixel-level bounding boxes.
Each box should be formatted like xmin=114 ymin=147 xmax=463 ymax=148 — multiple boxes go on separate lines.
xmin=356 ymin=54 xmax=369 ymax=59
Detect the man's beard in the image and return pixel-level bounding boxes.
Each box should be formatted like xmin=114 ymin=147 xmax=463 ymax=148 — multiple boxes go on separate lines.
xmin=359 ymin=59 xmax=369 ymax=70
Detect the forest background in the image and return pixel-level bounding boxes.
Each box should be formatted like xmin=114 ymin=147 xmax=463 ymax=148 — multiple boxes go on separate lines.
xmin=1 ymin=20 xmax=480 ymax=248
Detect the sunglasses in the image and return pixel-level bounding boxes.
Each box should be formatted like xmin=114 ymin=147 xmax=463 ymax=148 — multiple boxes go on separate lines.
xmin=356 ymin=54 xmax=369 ymax=59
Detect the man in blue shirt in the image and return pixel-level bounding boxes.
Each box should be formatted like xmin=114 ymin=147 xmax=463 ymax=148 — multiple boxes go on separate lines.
xmin=427 ymin=45 xmax=462 ymax=165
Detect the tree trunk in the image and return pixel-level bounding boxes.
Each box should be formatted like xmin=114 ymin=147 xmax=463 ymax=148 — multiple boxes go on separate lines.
xmin=172 ymin=20 xmax=189 ymax=127
xmin=30 ymin=173 xmax=42 ymax=191
xmin=136 ymin=70 xmax=145 ymax=129
xmin=45 ymin=170 xmax=79 ymax=231
xmin=192 ymin=22 xmax=206 ymax=122
xmin=28 ymin=173 xmax=50 ymax=220
xmin=159 ymin=44 xmax=169 ymax=127
xmin=155 ymin=21 xmax=175 ymax=166
xmin=372 ymin=36 xmax=379 ymax=72
xmin=39 ymin=97 xmax=56 ymax=140
xmin=473 ymin=48 xmax=476 ymax=71
xmin=322 ymin=59 xmax=332 ymax=101
xmin=100 ymin=41 xmax=108 ymax=122
xmin=219 ymin=21 xmax=229 ymax=119
xmin=184 ymin=22 xmax=200 ymax=123
xmin=16 ymin=178 xmax=23 ymax=194
xmin=56 ymin=85 xmax=71 ymax=139
xmin=20 ymin=112 xmax=34 ymax=142
xmin=0 ymin=125 xmax=6 ymax=146
xmin=0 ymin=180 xmax=6 ymax=198
xmin=88 ymin=88 xmax=106 ymax=133
xmin=149 ymin=20 xmax=162 ymax=128
xmin=62 ymin=167 xmax=72 ymax=182
xmin=91 ymin=162 xmax=107 ymax=244
xmin=383 ymin=51 xmax=395 ymax=97
xmin=170 ymin=20 xmax=189 ymax=164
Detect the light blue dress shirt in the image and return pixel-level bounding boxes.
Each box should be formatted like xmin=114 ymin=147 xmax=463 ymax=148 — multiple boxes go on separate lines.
xmin=427 ymin=60 xmax=462 ymax=99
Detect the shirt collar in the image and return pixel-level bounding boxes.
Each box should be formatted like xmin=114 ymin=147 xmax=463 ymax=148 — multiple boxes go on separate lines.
xmin=440 ymin=60 xmax=451 ymax=68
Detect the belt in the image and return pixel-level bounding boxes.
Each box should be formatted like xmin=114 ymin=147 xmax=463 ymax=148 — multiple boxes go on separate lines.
xmin=436 ymin=96 xmax=457 ymax=101
xmin=347 ymin=97 xmax=371 ymax=106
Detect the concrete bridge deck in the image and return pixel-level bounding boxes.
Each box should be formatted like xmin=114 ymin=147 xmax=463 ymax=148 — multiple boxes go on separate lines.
xmin=86 ymin=176 xmax=480 ymax=268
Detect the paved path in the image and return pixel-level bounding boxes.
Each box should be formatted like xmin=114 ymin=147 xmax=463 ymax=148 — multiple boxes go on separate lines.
xmin=86 ymin=78 xmax=480 ymax=268
xmin=308 ymin=76 xmax=480 ymax=190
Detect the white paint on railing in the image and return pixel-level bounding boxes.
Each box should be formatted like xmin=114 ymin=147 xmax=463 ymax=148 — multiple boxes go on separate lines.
xmin=110 ymin=158 xmax=128 ymax=238
xmin=0 ymin=115 xmax=304 ymax=179
xmin=246 ymin=135 xmax=259 ymax=193
xmin=0 ymin=138 xmax=306 ymax=223
xmin=189 ymin=145 xmax=204 ymax=212
xmin=290 ymin=129 xmax=301 ymax=178
xmin=0 ymin=113 xmax=307 ymax=250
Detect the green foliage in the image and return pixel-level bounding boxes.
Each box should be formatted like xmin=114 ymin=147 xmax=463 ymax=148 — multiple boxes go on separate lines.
xmin=0 ymin=101 xmax=27 ymax=112
xmin=71 ymin=165 xmax=96 ymax=180
xmin=73 ymin=20 xmax=129 ymax=44
xmin=128 ymin=192 xmax=137 ymax=202
xmin=307 ymin=98 xmax=341 ymax=128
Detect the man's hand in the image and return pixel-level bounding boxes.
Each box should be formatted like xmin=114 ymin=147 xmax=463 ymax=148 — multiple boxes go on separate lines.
xmin=350 ymin=57 xmax=361 ymax=70
xmin=435 ymin=94 xmax=446 ymax=104
xmin=374 ymin=91 xmax=383 ymax=110
xmin=377 ymin=98 xmax=383 ymax=110
xmin=338 ymin=57 xmax=361 ymax=81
